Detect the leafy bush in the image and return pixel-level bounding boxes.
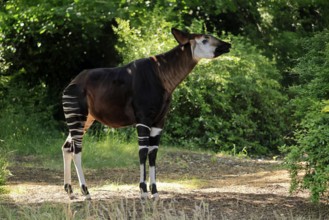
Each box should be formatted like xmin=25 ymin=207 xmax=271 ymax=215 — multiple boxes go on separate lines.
xmin=282 ymin=30 xmax=329 ymax=202
xmin=284 ymin=104 xmax=329 ymax=202
xmin=0 ymin=0 xmax=121 ymax=120
xmin=113 ymin=12 xmax=178 ymax=64
xmin=0 ymin=143 xmax=9 ymax=193
xmin=0 ymin=82 xmax=63 ymax=155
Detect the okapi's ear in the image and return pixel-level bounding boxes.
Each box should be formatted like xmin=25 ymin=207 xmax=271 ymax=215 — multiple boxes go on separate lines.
xmin=171 ymin=28 xmax=190 ymax=45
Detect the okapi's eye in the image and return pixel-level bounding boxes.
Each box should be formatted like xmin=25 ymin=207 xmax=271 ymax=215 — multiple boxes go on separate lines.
xmin=202 ymin=39 xmax=208 ymax=44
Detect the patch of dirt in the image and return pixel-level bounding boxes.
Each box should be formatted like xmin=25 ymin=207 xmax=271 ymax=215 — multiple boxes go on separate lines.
xmin=1 ymin=152 xmax=329 ymax=219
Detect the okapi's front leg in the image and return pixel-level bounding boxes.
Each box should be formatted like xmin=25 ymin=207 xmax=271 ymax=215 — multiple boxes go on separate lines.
xmin=136 ymin=123 xmax=151 ymax=199
xmin=149 ymin=127 xmax=162 ymax=199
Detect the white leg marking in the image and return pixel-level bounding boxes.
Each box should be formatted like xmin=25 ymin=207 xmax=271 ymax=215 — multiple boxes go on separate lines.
xmin=140 ymin=164 xmax=145 ymax=183
xmin=63 ymin=135 xmax=72 ymax=185
xmin=62 ymin=107 xmax=80 ymax=111
xmin=148 ymin=146 xmax=158 ymax=153
xmin=62 ymin=95 xmax=78 ymax=99
xmin=136 ymin=124 xmax=151 ymax=131
xmin=67 ymin=121 xmax=82 ymax=126
xmin=63 ymin=151 xmax=72 ymax=185
xmin=73 ymin=153 xmax=86 ymax=187
xmin=64 ymin=113 xmax=85 ymax=118
xmin=150 ymin=127 xmax=162 ymax=137
xmin=139 ymin=146 xmax=148 ymax=150
xmin=149 ymin=166 xmax=156 ymax=185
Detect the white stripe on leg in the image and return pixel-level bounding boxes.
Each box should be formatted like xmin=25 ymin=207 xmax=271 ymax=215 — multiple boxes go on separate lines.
xmin=150 ymin=127 xmax=162 ymax=137
xmin=73 ymin=153 xmax=91 ymax=199
xmin=73 ymin=153 xmax=86 ymax=187
xmin=148 ymin=146 xmax=158 ymax=153
xmin=63 ymin=151 xmax=72 ymax=185
xmin=149 ymin=166 xmax=156 ymax=184
xmin=140 ymin=164 xmax=148 ymax=199
xmin=140 ymin=164 xmax=145 ymax=183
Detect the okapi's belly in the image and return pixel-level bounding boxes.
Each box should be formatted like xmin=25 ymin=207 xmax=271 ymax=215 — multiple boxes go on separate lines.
xmin=88 ymin=98 xmax=136 ymax=128
xmin=90 ymin=109 xmax=135 ymax=128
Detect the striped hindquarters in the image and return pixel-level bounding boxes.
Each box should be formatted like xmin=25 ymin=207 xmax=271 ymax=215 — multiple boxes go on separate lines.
xmin=62 ymin=84 xmax=88 ymax=153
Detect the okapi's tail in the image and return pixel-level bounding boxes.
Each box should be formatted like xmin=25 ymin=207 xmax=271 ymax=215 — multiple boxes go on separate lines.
xmin=62 ymin=83 xmax=88 ymax=154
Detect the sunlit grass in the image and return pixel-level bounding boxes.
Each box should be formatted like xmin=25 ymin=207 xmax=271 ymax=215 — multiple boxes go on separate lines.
xmin=0 ymin=187 xmax=9 ymax=195
xmin=161 ymin=178 xmax=205 ymax=190
xmin=82 ymin=133 xmax=139 ymax=169
xmin=4 ymin=129 xmax=139 ymax=171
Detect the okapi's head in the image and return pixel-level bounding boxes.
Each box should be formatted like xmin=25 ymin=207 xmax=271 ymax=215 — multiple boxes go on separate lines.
xmin=172 ymin=28 xmax=231 ymax=60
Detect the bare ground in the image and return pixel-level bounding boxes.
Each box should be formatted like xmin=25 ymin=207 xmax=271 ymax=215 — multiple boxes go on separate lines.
xmin=1 ymin=152 xmax=329 ymax=219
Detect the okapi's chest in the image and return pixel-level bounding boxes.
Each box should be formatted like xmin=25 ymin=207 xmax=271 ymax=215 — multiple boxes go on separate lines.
xmin=76 ymin=58 xmax=169 ymax=128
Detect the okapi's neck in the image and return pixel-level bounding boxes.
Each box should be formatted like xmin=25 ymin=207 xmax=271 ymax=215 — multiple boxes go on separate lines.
xmin=152 ymin=43 xmax=198 ymax=94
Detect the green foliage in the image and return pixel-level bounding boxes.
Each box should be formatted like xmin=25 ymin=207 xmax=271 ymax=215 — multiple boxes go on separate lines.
xmin=113 ymin=8 xmax=178 ymax=64
xmin=0 ymin=82 xmax=63 ymax=155
xmin=0 ymin=0 xmax=121 ymax=120
xmin=285 ymin=106 xmax=329 ymax=202
xmin=180 ymin=0 xmax=329 ymax=86
xmin=0 ymin=143 xmax=9 ymax=193
xmin=282 ymin=30 xmax=329 ymax=202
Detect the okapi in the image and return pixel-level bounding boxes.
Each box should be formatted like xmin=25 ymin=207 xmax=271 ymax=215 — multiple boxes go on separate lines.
xmin=61 ymin=28 xmax=231 ymax=200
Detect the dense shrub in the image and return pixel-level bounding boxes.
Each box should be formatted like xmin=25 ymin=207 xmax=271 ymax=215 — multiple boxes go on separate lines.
xmin=0 ymin=0 xmax=121 ymax=120
xmin=0 ymin=143 xmax=9 ymax=193
xmin=282 ymin=30 xmax=329 ymax=202
xmin=0 ymin=82 xmax=63 ymax=155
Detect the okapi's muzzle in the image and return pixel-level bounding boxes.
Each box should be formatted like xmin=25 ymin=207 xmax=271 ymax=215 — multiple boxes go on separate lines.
xmin=214 ymin=41 xmax=231 ymax=57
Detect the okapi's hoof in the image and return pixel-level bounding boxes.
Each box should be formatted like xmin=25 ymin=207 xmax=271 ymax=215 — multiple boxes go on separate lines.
xmin=64 ymin=184 xmax=75 ymax=199
xmin=84 ymin=194 xmax=91 ymax=201
xmin=140 ymin=192 xmax=148 ymax=200
xmin=81 ymin=185 xmax=91 ymax=200
xmin=140 ymin=182 xmax=148 ymax=200
xmin=64 ymin=184 xmax=73 ymax=193
xmin=151 ymin=193 xmax=159 ymax=201
xmin=69 ymin=194 xmax=77 ymax=200
xmin=150 ymin=184 xmax=159 ymax=200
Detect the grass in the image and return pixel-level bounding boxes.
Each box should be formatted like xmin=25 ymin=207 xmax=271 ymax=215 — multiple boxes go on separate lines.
xmin=0 ymin=198 xmax=325 ymax=220
xmin=1 ymin=121 xmax=216 ymax=171
xmin=0 ymin=113 xmax=139 ymax=170
xmin=1 ymin=125 xmax=328 ymax=219
xmin=0 ymin=142 xmax=10 ymax=195
xmin=81 ymin=132 xmax=139 ymax=169
xmin=0 ymin=199 xmax=214 ymax=220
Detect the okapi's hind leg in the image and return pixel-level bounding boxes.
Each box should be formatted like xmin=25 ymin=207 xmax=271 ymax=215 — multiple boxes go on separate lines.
xmin=149 ymin=127 xmax=162 ymax=199
xmin=62 ymin=84 xmax=94 ymax=200
xmin=62 ymin=135 xmax=74 ymax=199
